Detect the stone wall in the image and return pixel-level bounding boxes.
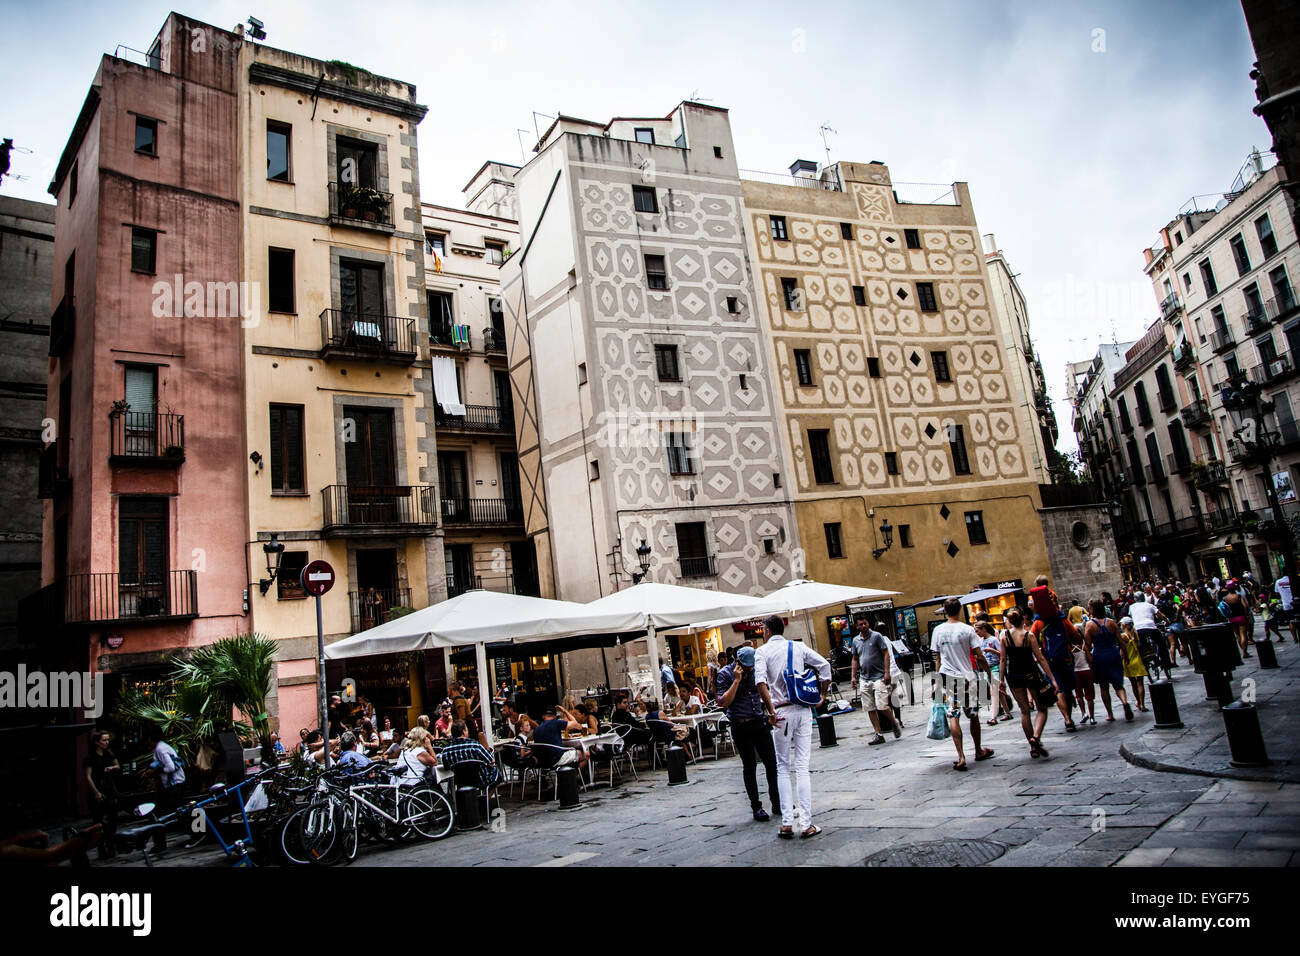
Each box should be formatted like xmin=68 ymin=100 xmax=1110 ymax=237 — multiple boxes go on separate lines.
xmin=1039 ymin=505 xmax=1123 ymax=605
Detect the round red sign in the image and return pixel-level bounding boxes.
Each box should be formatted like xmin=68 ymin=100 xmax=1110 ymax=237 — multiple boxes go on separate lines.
xmin=300 ymin=560 xmax=336 ymax=596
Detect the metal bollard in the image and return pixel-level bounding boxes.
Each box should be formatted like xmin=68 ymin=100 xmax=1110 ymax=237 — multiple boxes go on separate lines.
xmin=817 ymin=711 xmax=837 ymax=747
xmin=1254 ymin=638 xmax=1279 ymax=669
xmin=1204 ymin=670 xmax=1234 ymax=709
xmin=666 ymin=745 xmax=688 ymax=786
xmin=555 ymin=765 xmax=581 ymax=808
xmin=1148 ymin=679 xmax=1184 ymax=729
xmin=1221 ymin=701 xmax=1271 ymax=768
xmin=455 ymin=786 xmax=482 ymax=830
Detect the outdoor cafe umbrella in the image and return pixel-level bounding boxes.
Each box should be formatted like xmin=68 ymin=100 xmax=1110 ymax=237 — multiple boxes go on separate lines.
xmin=763 ymin=578 xmax=902 ymax=649
xmin=584 ymin=582 xmax=781 ymax=698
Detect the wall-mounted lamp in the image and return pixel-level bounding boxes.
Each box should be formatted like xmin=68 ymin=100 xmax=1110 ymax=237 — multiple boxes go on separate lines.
xmin=249 ymin=450 xmax=263 ymax=472
xmin=872 ymin=518 xmax=894 ymax=560
xmin=633 ymin=539 xmax=653 ymax=583
xmin=259 ymin=533 xmax=285 ymax=595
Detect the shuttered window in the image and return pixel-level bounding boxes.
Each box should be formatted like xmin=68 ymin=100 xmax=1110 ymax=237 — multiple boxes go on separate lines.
xmin=270 ymin=404 xmax=305 ymax=493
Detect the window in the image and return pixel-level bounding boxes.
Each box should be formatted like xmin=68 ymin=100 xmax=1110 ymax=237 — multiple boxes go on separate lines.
xmin=428 ymin=291 xmax=453 ymax=344
xmin=726 ymin=296 xmax=740 ymax=314
xmin=1199 ymin=259 xmax=1218 ymax=296
xmin=931 ymin=350 xmax=951 ymax=382
xmin=840 ymin=222 xmax=853 ymax=240
xmin=899 ymin=524 xmax=913 ymax=548
xmin=794 ymin=349 xmax=814 ymax=386
xmin=665 ymin=431 xmax=694 ymax=475
xmin=131 ymin=227 xmax=157 ymax=274
xmin=824 ymin=522 xmax=844 ymax=559
xmin=1256 ymin=214 xmax=1278 ymax=259
xmin=266 ymin=121 xmax=291 ymax=181
xmin=739 ymin=373 xmax=748 ymax=390
xmin=853 ymin=285 xmax=866 ymax=306
xmin=632 ymin=185 xmax=658 ymax=214
xmin=949 ymin=423 xmax=971 ymax=475
xmin=485 ymin=241 xmax=505 ymax=265
xmin=589 ymin=460 xmax=600 ymax=481
xmin=1269 ymin=265 xmax=1294 ymax=308
xmin=1182 ymin=272 xmax=1193 ymax=294
xmin=268 ymin=248 xmax=295 ymax=313
xmin=577 ymin=362 xmax=587 ymax=385
xmin=964 ymin=510 xmax=987 ymax=545
xmin=713 ymin=146 xmax=723 ymax=159
xmin=1174 ymin=230 xmax=1183 ymax=245
xmin=867 ymin=357 xmax=881 ymax=378
xmin=1230 ymin=234 xmax=1251 ymax=276
xmin=336 ymin=136 xmax=378 ymax=188
xmin=1225 ymin=354 xmax=1241 ymax=377
xmin=69 ymin=159 xmax=78 ymax=207
xmin=884 ymin=451 xmax=898 ymax=475
xmin=278 ymin=550 xmax=308 ymax=599
xmin=269 ymin=404 xmax=305 ymax=493
xmin=635 ymin=128 xmax=655 ymax=145
xmin=645 ymin=254 xmax=668 ymax=290
xmin=340 ymin=259 xmax=385 ymax=320
xmin=781 ymin=277 xmax=801 ymax=311
xmin=770 ymin=216 xmax=788 ymax=241
xmin=1134 ymin=382 xmax=1152 ymax=426
xmin=654 ymin=344 xmax=681 ymax=382
xmin=118 ymin=497 xmax=168 ymax=612
xmin=675 ymin=522 xmax=711 ymax=578
xmin=915 ymin=281 xmax=938 ymax=313
xmin=425 ymin=232 xmax=446 ymax=258
xmin=1244 ymin=282 xmax=1264 ymax=319
xmin=134 ymin=116 xmax=158 ymax=156
xmin=808 ymin=429 xmax=835 ymax=484
xmin=773 ymin=472 xmax=782 ymax=489
xmin=904 ymin=228 xmax=921 ymax=249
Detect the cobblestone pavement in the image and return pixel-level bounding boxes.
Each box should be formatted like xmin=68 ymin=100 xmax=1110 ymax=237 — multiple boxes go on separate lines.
xmin=114 ymin=633 xmax=1300 ymax=868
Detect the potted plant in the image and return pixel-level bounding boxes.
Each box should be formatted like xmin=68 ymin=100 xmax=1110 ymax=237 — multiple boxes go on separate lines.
xmin=110 ymin=399 xmax=130 ymax=415
xmin=164 ymin=444 xmax=184 ymax=459
xmin=337 ymin=182 xmax=361 ymax=218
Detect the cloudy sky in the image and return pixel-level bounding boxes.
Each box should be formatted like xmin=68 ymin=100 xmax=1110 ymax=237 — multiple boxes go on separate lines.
xmin=0 ymin=1 xmax=1268 ymax=450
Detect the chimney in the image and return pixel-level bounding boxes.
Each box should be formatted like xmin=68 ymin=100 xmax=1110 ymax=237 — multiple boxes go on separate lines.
xmin=981 ymin=233 xmax=997 ymax=256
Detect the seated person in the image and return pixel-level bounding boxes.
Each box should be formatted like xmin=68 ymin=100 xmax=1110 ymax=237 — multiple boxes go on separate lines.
xmin=645 ymin=700 xmax=694 ymax=760
xmin=525 ymin=707 xmax=588 ymax=772
xmin=662 ymin=683 xmax=684 ymax=715
xmin=335 ymin=732 xmax=373 ymax=775
xmin=433 ymin=703 xmax=453 ymax=739
xmin=394 ymin=728 xmax=438 ymax=783
xmin=515 ymin=714 xmax=538 ymax=746
xmin=609 ymin=694 xmax=654 ymax=749
xmin=558 ymin=702 xmax=599 ymax=736
xmin=500 ymin=702 xmax=527 ymax=738
xmin=439 ymin=720 xmax=501 ymax=788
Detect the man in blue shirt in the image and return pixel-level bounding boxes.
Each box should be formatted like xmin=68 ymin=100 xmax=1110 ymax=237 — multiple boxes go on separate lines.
xmin=336 ymin=732 xmax=373 ymax=775
xmin=527 ymin=707 xmax=586 ymax=772
xmin=439 ymin=720 xmax=500 ymax=788
xmin=715 ymin=646 xmax=780 ymax=822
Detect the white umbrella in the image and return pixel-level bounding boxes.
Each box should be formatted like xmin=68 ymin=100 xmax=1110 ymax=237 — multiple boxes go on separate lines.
xmin=763 ymin=579 xmax=902 ymax=650
xmin=584 ymin=582 xmax=782 ymax=698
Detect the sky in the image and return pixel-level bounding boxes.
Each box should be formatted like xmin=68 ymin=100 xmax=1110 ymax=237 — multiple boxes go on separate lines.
xmin=0 ymin=0 xmax=1269 ymax=453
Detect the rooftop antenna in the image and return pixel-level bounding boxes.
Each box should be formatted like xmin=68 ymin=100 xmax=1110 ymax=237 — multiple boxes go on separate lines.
xmin=819 ymin=123 xmax=837 ymax=169
xmin=244 ymin=16 xmax=266 ymax=41
xmin=532 ymin=111 xmax=556 ymax=142
xmin=517 ymin=129 xmax=531 ymax=163
xmin=688 ymin=89 xmax=712 ymax=103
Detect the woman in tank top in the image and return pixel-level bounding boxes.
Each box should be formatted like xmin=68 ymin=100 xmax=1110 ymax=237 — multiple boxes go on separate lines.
xmin=997 ymin=607 xmax=1058 ymax=758
xmin=1084 ymin=598 xmax=1134 ymax=722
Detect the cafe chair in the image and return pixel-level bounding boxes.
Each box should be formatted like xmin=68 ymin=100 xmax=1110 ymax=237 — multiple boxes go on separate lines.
xmin=712 ymin=715 xmax=735 ymax=759
xmin=450 ymin=758 xmax=499 ymax=830
xmin=497 ymin=743 xmax=531 ymax=800
xmin=598 ymin=724 xmax=639 ymax=786
xmin=646 ymin=719 xmax=695 ymax=768
xmin=515 ymin=741 xmax=573 ymax=800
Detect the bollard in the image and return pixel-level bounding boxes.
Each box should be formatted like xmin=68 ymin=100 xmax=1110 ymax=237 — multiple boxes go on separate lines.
xmin=817 ymin=711 xmax=837 ymax=747
xmin=666 ymin=745 xmax=688 ymax=785
xmin=455 ymin=786 xmax=482 ymax=830
xmin=1148 ymin=679 xmax=1184 ymax=729
xmin=1204 ymin=670 xmax=1234 ymax=709
xmin=1221 ymin=701 xmax=1271 ymax=768
xmin=555 ymin=765 xmax=581 ymax=808
xmin=1254 ymin=638 xmax=1278 ymax=669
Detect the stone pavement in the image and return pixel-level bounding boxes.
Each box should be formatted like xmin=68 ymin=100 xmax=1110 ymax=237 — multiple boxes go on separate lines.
xmin=107 ymin=631 xmax=1300 ymax=868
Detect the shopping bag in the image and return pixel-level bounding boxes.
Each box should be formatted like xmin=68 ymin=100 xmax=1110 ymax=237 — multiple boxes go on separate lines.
xmin=926 ymin=699 xmax=951 ymax=740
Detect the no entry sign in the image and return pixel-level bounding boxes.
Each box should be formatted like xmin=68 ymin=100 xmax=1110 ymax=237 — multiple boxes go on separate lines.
xmin=301 ymin=560 xmax=336 ymax=596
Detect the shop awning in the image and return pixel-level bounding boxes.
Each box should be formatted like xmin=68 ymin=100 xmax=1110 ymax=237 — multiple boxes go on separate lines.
xmin=661 ymin=578 xmax=898 ymax=634
xmin=959 ymin=587 xmax=1021 ymax=605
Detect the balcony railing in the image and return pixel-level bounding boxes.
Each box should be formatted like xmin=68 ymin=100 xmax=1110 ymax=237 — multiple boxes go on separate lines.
xmin=434 ymin=403 xmax=514 ymax=433
xmin=1203 ymin=509 xmax=1239 ymax=533
xmin=109 ymin=409 xmax=185 ymax=465
xmin=739 ymin=168 xmax=843 ymax=192
xmin=320 ymin=309 xmax=417 ymax=363
xmin=348 ymin=587 xmax=411 ymax=634
xmin=1173 ymin=341 xmax=1196 ymax=371
xmin=1244 ymin=309 xmax=1270 ymax=336
xmin=38 ymin=442 xmax=70 ymax=498
xmin=447 ymin=575 xmax=481 ymax=599
xmin=1247 ymin=353 xmax=1297 ymax=386
xmin=28 ymin=571 xmax=199 ymax=626
xmin=1165 ymin=453 xmax=1192 ymax=476
xmin=1192 ymin=459 xmax=1228 ymax=488
xmin=1180 ymin=400 xmax=1210 ymax=428
xmin=1210 ymin=328 xmax=1236 ymax=353
xmin=440 ymin=496 xmax=524 ymax=527
xmin=678 ymin=554 xmax=717 ymax=579
xmin=1159 ymin=292 xmax=1182 ymax=319
xmin=320 ymin=485 xmax=437 ymax=536
xmin=430 ymin=324 xmax=472 ymax=350
xmin=49 ymin=295 xmax=74 ymax=356
xmin=483 ymin=326 xmax=506 ymax=354
xmin=1150 ymin=514 xmax=1205 ymax=539
xmin=327 ymin=182 xmax=394 ymax=229
xmin=1262 ymin=290 xmax=1299 ymax=323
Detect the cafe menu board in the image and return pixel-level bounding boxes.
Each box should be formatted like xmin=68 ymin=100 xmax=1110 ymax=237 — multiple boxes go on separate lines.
xmin=895 ymin=607 xmax=919 ymax=644
xmin=493 ymin=656 xmax=511 ymax=687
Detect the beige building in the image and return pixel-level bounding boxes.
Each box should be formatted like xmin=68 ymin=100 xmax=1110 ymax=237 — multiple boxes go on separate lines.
xmin=740 ymin=160 xmax=1050 ymax=643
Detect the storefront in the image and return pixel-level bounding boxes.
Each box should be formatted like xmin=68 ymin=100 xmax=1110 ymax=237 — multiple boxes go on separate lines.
xmin=329 ymin=650 xmax=447 ymax=733
xmin=905 ymin=584 xmax=1023 ymax=648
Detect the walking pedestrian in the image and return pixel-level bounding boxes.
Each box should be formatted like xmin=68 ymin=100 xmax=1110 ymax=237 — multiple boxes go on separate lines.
xmin=1119 ymin=618 xmax=1149 ymax=713
xmin=1085 ymin=600 xmax=1134 ymax=722
xmin=976 ymin=621 xmax=1014 ymax=724
xmin=83 ymin=730 xmax=120 ymax=859
xmin=1221 ymin=582 xmax=1252 ymax=660
xmin=1071 ymin=615 xmax=1096 ymax=725
xmin=753 ymin=615 xmax=831 ymax=840
xmin=715 ymin=645 xmax=781 ymax=823
xmin=997 ymin=607 xmax=1057 ymax=758
xmin=931 ymin=597 xmax=995 ymax=771
xmin=850 ymin=615 xmax=901 ymax=745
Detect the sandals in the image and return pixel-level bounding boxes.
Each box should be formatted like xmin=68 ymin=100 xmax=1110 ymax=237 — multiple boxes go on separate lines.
xmin=986 ymin=718 xmax=999 ymax=727
xmin=801 ymin=825 xmax=822 ymax=839
xmin=952 ymin=761 xmax=968 ymax=771
xmin=1031 ymin=738 xmax=1050 ymax=758
xmin=778 ymin=827 xmax=795 ymax=840
xmin=975 ymin=747 xmax=995 ymax=761
xmin=1065 ymin=721 xmax=1078 ymax=733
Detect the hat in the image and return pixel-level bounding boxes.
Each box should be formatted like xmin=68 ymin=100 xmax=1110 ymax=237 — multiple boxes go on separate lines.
xmin=736 ymin=646 xmax=756 ymax=667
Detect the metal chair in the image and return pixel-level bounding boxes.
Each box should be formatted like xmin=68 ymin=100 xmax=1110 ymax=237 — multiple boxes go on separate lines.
xmin=515 ymin=742 xmax=575 ymax=800
xmin=449 ymin=756 xmax=499 ymax=829
xmin=496 ymin=743 xmax=530 ymax=800
xmin=596 ymin=724 xmax=639 ymax=786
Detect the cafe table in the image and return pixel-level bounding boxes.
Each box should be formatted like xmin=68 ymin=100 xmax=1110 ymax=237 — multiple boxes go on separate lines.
xmin=562 ymin=731 xmax=620 ymax=786
xmin=665 ymin=711 xmax=726 ymax=759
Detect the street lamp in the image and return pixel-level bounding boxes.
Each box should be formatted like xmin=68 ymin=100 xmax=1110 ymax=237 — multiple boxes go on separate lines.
xmin=633 ymin=539 xmax=653 ymax=584
xmin=259 ymin=532 xmax=285 ymax=595
xmin=872 ymin=518 xmax=894 ymax=560
xmin=1221 ymin=374 xmax=1297 ymax=585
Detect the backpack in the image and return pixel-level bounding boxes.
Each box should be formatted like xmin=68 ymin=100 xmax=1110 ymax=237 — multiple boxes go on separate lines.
xmin=782 ymin=641 xmax=822 ymax=707
xmin=1041 ymin=619 xmax=1071 ymax=660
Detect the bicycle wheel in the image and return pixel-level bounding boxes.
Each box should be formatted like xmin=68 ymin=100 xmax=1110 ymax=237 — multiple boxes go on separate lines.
xmin=281 ymin=801 xmax=339 ymax=866
xmin=339 ymin=804 xmax=359 ymax=863
xmin=400 ymin=786 xmax=455 ymax=841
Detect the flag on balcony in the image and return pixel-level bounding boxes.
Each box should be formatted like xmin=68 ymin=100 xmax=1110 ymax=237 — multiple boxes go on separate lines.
xmin=433 ymin=250 xmax=444 ymax=274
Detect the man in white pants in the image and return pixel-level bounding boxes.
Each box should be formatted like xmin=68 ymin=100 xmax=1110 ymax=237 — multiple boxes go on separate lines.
xmin=754 ymin=614 xmax=831 ymax=840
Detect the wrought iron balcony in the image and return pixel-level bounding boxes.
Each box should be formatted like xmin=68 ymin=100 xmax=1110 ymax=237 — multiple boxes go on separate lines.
xmin=1244 ymin=309 xmax=1270 ymax=336
xmin=1203 ymin=508 xmax=1239 ymax=533
xmin=320 ymin=485 xmax=437 ymax=537
xmin=348 ymin=587 xmax=411 ymax=634
xmin=483 ymin=326 xmax=506 ymax=354
xmin=433 ymin=403 xmax=514 ymax=433
xmin=1210 ymin=327 xmax=1236 ymax=354
xmin=327 ymin=181 xmax=394 ymax=230
xmin=1150 ymin=514 xmax=1205 ymax=539
xmin=1263 ymin=290 xmax=1299 ymax=323
xmin=320 ymin=309 xmax=417 ymax=363
xmin=447 ymin=574 xmax=481 ymax=599
xmin=1159 ymin=292 xmax=1182 ymax=319
xmin=1247 ymin=353 xmax=1297 ymax=386
xmin=1192 ymin=459 xmax=1228 ymax=488
xmin=49 ymin=295 xmax=74 ymax=356
xmin=440 ymin=496 xmax=524 ymax=527
xmin=1180 ymin=400 xmax=1210 ymax=429
xmin=678 ymin=554 xmax=717 ymax=579
xmin=26 ymin=571 xmax=199 ymax=627
xmin=109 ymin=409 xmax=185 ymax=466
xmin=38 ymin=442 xmax=71 ymax=498
xmin=1172 ymin=341 xmax=1196 ymax=371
